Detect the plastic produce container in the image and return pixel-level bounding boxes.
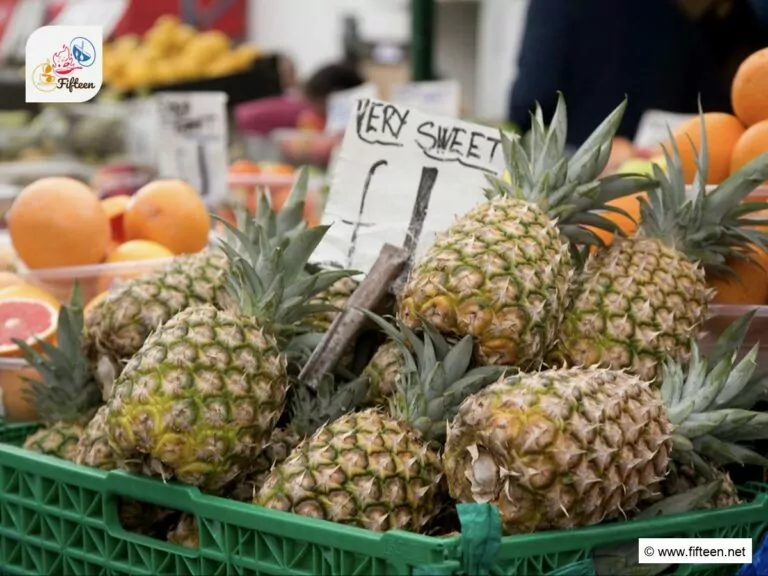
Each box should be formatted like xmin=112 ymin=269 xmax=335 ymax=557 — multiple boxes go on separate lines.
xmin=17 ymin=258 xmax=174 ymax=304
xmin=271 ymin=129 xmax=341 ymax=168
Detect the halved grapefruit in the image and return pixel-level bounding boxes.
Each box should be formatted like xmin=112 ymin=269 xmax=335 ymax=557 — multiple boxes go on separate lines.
xmin=0 ymin=298 xmax=58 ymax=358
xmin=0 ymin=283 xmax=60 ymax=309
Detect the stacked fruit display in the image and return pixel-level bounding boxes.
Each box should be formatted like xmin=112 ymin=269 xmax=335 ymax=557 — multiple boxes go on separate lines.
xmin=103 ymin=15 xmax=261 ymax=92
xmin=3 ymin=88 xmax=768 ymax=562
xmin=3 ymin=176 xmax=210 ymax=304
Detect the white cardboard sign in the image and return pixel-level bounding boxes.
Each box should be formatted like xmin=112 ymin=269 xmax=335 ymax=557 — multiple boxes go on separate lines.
xmin=390 ymin=80 xmax=462 ymax=118
xmin=325 ymin=82 xmax=380 ymax=135
xmin=155 ymin=91 xmax=229 ymax=207
xmin=633 ymin=109 xmax=693 ymax=149
xmin=313 ymin=98 xmax=507 ymax=273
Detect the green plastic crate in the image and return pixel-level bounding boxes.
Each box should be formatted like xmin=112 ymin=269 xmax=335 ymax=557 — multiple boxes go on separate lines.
xmin=1 ymin=420 xmax=764 ymax=576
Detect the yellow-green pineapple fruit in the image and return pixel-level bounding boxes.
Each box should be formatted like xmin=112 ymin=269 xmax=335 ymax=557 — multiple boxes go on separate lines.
xmin=554 ymin=112 xmax=768 ymax=380
xmin=306 ymin=276 xmax=358 ymax=332
xmin=84 ymin=168 xmax=314 ymax=390
xmin=443 ymin=367 xmax=673 ymax=534
xmin=363 ymin=339 xmax=403 ymax=405
xmin=105 ymin=211 xmax=357 ymax=493
xmin=257 ymin=315 xmax=507 ymax=532
xmin=20 ymin=285 xmax=103 ymax=461
xmin=398 ymin=95 xmax=652 ymax=368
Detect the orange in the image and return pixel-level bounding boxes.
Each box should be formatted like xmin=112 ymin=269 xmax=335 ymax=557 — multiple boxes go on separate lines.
xmin=261 ymin=163 xmax=295 ymax=175
xmin=101 ymin=194 xmax=131 ymax=244
xmin=732 ymin=48 xmax=768 ymax=128
xmin=98 ymin=240 xmax=174 ymax=293
xmin=0 ymin=365 xmax=41 ymax=422
xmin=229 ymin=159 xmax=261 ymax=174
xmin=7 ymin=177 xmax=110 ymax=269
xmin=730 ymin=119 xmax=768 ymax=180
xmin=709 ymin=246 xmax=768 ymax=305
xmin=0 ymin=298 xmax=58 ymax=358
xmin=665 ymin=113 xmax=745 ymax=185
xmin=123 ymin=180 xmax=210 ymax=255
xmin=0 ymin=272 xmax=25 ymax=291
xmin=0 ymin=283 xmax=60 ymax=310
xmin=586 ymin=192 xmax=646 ymax=249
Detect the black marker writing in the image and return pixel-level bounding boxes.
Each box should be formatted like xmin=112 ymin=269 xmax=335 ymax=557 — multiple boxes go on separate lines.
xmin=355 ymin=99 xmax=408 ymax=147
xmin=415 ymin=120 xmax=501 ymax=172
xmin=403 ymin=167 xmax=438 ymax=258
xmin=346 ymin=159 xmax=388 ymax=267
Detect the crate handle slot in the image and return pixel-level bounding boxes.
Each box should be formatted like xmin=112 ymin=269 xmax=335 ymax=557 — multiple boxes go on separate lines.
xmin=104 ymin=470 xmax=201 ymax=512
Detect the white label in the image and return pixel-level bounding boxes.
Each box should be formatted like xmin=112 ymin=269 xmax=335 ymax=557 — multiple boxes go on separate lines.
xmin=325 ymin=83 xmax=380 ymax=135
xmin=25 ymin=25 xmax=102 ymax=103
xmin=313 ymin=98 xmax=507 ymax=273
xmin=639 ymin=538 xmax=752 ymax=565
xmin=155 ymin=92 xmax=229 ymax=207
xmin=634 ymin=109 xmax=693 ymax=149
xmin=390 ymin=80 xmax=462 ymax=118
xmin=124 ymin=98 xmax=160 ymax=167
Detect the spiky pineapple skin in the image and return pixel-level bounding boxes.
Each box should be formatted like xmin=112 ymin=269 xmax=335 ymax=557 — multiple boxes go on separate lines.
xmin=23 ymin=423 xmax=83 ymax=461
xmin=554 ymin=237 xmax=710 ymax=381
xmin=85 ymin=249 xmax=230 ymax=373
xmin=398 ymin=198 xmax=573 ymax=367
xmin=256 ymin=408 xmax=443 ymax=532
xmin=168 ymin=514 xmax=199 ymax=549
xmin=307 ymin=277 xmax=358 ymax=332
xmin=443 ymin=367 xmax=673 ymax=534
xmin=105 ymin=304 xmax=288 ymax=493
xmin=363 ymin=340 xmax=403 ymax=404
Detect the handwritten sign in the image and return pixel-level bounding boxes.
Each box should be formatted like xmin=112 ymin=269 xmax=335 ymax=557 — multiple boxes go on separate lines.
xmin=633 ymin=109 xmax=693 ymax=149
xmin=325 ymin=82 xmax=380 ymax=135
xmin=390 ymin=80 xmax=462 ymax=118
xmin=155 ymin=92 xmax=229 ymax=207
xmin=312 ymin=98 xmax=507 ymax=273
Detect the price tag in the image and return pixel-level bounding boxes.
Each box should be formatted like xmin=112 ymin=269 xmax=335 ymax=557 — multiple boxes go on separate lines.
xmin=390 ymin=80 xmax=462 ymax=118
xmin=633 ymin=109 xmax=693 ymax=149
xmin=155 ymin=91 xmax=229 ymax=207
xmin=313 ymin=98 xmax=506 ymax=273
xmin=325 ymin=82 xmax=380 ymax=135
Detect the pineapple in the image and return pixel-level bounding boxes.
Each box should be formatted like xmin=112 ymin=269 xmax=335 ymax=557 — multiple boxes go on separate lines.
xmin=256 ymin=314 xmax=508 ymax=532
xmin=104 ymin=218 xmax=356 ymax=493
xmin=363 ymin=339 xmax=403 ymax=404
xmin=659 ymin=464 xmax=740 ymax=510
xmin=443 ymin=321 xmax=768 ymax=534
xmin=19 ymin=285 xmax=103 ymax=460
xmin=84 ymin=168 xmax=314 ymax=389
xmin=397 ymin=94 xmax=653 ymax=368
xmin=306 ymin=276 xmax=359 ymax=332
xmin=553 ymin=112 xmax=768 ymax=380
xmin=167 ymin=514 xmax=199 ymax=549
xmin=228 ymin=374 xmax=369 ymax=500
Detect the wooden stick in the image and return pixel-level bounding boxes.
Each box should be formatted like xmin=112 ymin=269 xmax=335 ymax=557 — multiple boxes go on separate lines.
xmin=299 ymin=243 xmax=409 ymax=389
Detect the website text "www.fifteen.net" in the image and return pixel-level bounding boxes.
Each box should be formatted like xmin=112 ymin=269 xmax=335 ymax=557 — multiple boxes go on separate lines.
xmin=638 ymin=538 xmax=752 ymax=564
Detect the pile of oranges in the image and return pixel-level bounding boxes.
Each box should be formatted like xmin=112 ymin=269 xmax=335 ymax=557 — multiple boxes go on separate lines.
xmin=5 ymin=176 xmax=211 ymax=303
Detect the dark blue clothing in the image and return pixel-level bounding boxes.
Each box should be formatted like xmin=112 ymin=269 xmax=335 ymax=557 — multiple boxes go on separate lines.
xmin=508 ymin=0 xmax=768 ymax=147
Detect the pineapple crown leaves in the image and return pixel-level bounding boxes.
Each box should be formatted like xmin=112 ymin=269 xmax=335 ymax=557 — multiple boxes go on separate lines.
xmin=661 ymin=310 xmax=768 ymax=467
xmin=484 ymin=93 xmax=657 ymax=248
xmin=359 ymin=308 xmax=511 ymax=444
xmin=641 ymin=102 xmax=768 ymax=274
xmin=214 ymin=214 xmax=358 ymax=341
xmin=220 ymin=166 xmax=312 ymax=255
xmin=286 ymin=373 xmax=370 ymax=438
xmin=16 ymin=283 xmax=102 ymax=425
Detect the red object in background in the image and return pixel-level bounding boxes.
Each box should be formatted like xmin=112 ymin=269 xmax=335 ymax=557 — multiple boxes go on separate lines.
xmin=44 ymin=0 xmax=67 ymax=23
xmin=0 ymin=0 xmax=20 ymax=43
xmin=111 ymin=0 xmax=246 ymax=39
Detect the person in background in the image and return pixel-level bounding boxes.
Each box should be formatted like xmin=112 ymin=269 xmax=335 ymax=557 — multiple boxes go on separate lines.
xmin=507 ymin=0 xmax=768 ymax=148
xmin=234 ymin=61 xmax=364 ymax=135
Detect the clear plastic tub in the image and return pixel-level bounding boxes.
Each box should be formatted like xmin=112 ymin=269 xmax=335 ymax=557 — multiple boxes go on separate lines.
xmin=271 ymin=129 xmax=341 ymax=168
xmin=224 ymin=172 xmax=328 ymax=227
xmin=17 ymin=258 xmax=174 ymax=305
xmin=0 ymin=358 xmax=39 ymax=423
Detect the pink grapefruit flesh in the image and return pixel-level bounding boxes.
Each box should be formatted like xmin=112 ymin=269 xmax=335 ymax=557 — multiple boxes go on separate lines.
xmin=0 ymin=298 xmax=57 ymax=357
